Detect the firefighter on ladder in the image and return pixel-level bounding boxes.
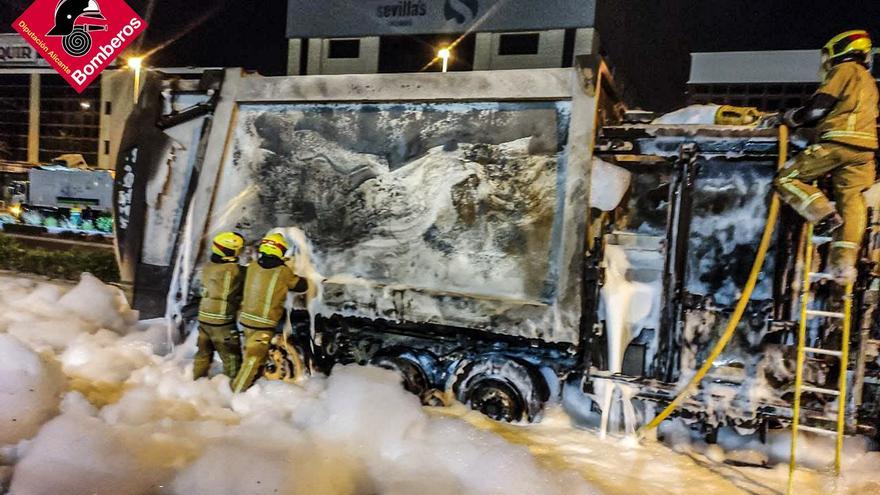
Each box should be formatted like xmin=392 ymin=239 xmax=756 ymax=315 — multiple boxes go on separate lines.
xmin=773 ymin=30 xmax=879 ymax=285
xmin=231 ymin=232 xmax=309 ymax=392
xmin=193 ymin=232 xmax=246 ymax=380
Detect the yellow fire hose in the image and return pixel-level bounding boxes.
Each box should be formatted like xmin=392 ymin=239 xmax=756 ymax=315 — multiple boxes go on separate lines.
xmin=638 ymin=125 xmax=789 ymax=437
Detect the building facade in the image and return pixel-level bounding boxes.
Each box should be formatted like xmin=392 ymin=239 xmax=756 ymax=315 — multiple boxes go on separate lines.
xmin=0 ymin=34 xmax=105 ymax=167
xmin=285 ymin=0 xmax=599 ymax=75
xmin=0 ymin=34 xmax=210 ymax=170
xmin=687 ymin=49 xmax=880 ymax=111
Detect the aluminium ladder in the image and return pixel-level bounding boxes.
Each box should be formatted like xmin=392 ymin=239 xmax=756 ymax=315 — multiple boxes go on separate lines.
xmin=787 ymin=223 xmax=854 ymax=494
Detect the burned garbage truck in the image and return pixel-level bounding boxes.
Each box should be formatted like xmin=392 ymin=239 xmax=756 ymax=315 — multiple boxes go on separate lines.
xmin=114 ymin=60 xmax=880 ymax=434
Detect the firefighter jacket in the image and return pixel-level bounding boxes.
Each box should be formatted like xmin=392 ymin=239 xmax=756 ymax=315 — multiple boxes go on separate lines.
xmin=238 ymin=257 xmax=308 ymax=330
xmin=198 ymin=260 xmax=244 ymax=325
xmin=816 ymin=61 xmax=879 ymax=150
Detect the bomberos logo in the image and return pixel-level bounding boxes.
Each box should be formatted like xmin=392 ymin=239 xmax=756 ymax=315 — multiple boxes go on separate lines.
xmin=13 ymin=0 xmax=147 ymax=92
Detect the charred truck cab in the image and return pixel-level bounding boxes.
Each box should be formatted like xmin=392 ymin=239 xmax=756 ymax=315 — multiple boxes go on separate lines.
xmin=115 ymin=60 xmax=880 ymax=434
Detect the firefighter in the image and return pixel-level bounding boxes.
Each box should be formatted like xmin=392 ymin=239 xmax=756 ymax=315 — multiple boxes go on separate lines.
xmin=193 ymin=232 xmax=246 ymax=380
xmin=231 ymin=232 xmax=309 ymax=392
xmin=773 ymin=30 xmax=879 ymax=284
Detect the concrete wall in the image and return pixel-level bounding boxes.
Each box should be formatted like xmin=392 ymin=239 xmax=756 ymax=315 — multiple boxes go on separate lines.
xmin=473 ymin=28 xmax=597 ymax=71
xmin=98 ymin=70 xmax=136 ymax=170
xmin=574 ymin=28 xmax=599 ymax=62
xmin=287 ymin=39 xmax=302 ymax=75
xmin=689 ymin=50 xmax=821 ymax=84
xmin=474 ymin=30 xmax=565 ymax=70
xmin=295 ymin=28 xmax=599 ymax=75
xmin=306 ymin=37 xmax=380 ymax=75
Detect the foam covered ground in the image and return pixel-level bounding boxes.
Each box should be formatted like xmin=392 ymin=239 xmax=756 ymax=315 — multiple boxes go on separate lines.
xmin=0 ymin=273 xmax=878 ymax=495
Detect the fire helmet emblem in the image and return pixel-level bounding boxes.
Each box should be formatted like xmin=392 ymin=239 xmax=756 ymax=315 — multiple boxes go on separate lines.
xmin=46 ymin=0 xmax=108 ymax=57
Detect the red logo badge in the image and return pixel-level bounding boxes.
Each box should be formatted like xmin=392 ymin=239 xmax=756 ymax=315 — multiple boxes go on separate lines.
xmin=12 ymin=0 xmax=147 ymax=92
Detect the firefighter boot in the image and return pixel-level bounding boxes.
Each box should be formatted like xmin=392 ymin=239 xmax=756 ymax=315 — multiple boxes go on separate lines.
xmin=231 ymin=329 xmax=274 ymax=392
xmin=829 ymin=263 xmax=857 ymax=285
xmin=814 ymin=212 xmax=844 ymax=237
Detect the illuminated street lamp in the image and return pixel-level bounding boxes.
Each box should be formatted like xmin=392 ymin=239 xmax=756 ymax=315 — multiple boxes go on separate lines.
xmin=437 ymin=47 xmax=451 ymax=73
xmin=127 ymin=56 xmax=144 ymax=103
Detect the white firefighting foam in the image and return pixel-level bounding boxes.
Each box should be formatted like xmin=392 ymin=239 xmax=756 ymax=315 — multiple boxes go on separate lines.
xmin=0 ymin=273 xmax=879 ymax=494
xmin=0 ymin=334 xmax=63 ymax=446
xmin=652 ymin=105 xmax=721 ymax=125
xmin=0 ymin=274 xmax=586 ymax=495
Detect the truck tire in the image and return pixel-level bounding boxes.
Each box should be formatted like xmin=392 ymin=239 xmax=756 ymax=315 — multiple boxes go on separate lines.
xmin=371 ymin=349 xmax=439 ymax=401
xmin=373 ymin=355 xmax=429 ymax=397
xmin=451 ymin=355 xmax=550 ymax=422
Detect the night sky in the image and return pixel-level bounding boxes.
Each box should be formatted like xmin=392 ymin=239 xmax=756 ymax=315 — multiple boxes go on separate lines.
xmin=3 ymin=0 xmax=879 ymax=111
xmin=598 ymin=0 xmax=880 ymax=110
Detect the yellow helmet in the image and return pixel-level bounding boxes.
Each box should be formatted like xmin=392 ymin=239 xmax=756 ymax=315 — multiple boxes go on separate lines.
xmin=258 ymin=232 xmax=289 ymax=259
xmin=822 ymin=30 xmax=872 ymax=64
xmin=211 ymin=232 xmax=245 ymax=260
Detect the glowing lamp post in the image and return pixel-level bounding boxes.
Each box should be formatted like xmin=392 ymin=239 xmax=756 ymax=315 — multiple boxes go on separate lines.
xmin=128 ymin=56 xmax=144 ymax=103
xmin=437 ymin=47 xmax=451 ymax=73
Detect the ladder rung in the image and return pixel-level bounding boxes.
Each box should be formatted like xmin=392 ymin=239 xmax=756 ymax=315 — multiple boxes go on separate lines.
xmin=808 ymin=272 xmax=834 ymax=281
xmin=803 ymin=346 xmax=843 ymax=357
xmin=806 ymin=414 xmax=837 ymax=421
xmin=797 ymin=424 xmax=839 ymax=436
xmin=805 ymin=309 xmax=845 ymax=319
xmin=801 ymin=385 xmax=840 ymax=396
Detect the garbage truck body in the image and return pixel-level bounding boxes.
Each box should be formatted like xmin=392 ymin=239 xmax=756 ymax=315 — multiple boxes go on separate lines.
xmin=114 ymin=61 xmax=880 ymax=433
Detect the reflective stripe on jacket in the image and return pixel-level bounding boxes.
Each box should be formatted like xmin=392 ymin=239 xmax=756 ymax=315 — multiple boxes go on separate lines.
xmin=238 ymin=262 xmax=307 ymax=330
xmin=198 ymin=261 xmax=244 ymax=325
xmin=817 ymin=61 xmax=879 ymax=150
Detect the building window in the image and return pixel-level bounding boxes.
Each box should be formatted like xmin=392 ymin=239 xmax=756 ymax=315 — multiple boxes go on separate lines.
xmin=379 ymin=34 xmax=475 ymax=73
xmin=0 ymin=74 xmax=31 ymax=162
xmin=39 ymin=74 xmax=100 ymax=166
xmin=328 ymin=39 xmax=360 ymax=59
xmin=498 ymin=33 xmax=540 ymax=56
xmin=104 ymin=101 xmax=112 ymax=115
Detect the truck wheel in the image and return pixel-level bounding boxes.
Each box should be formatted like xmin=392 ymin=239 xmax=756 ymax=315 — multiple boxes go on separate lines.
xmin=262 ymin=335 xmax=308 ymax=382
xmin=464 ymin=377 xmax=525 ymax=422
xmin=420 ymin=388 xmax=448 ymax=407
xmin=451 ymin=355 xmax=549 ymax=422
xmin=372 ymin=354 xmax=431 ymax=398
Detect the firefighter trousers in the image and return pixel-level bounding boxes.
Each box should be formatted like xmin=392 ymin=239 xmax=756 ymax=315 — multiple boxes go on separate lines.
xmin=773 ymin=141 xmax=876 ymax=272
xmin=193 ymin=322 xmax=242 ymax=379
xmin=231 ymin=327 xmax=275 ymax=393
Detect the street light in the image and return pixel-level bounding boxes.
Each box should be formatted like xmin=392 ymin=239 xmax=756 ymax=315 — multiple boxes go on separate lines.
xmin=127 ymin=56 xmax=144 ymax=104
xmin=437 ymin=47 xmax=451 ymax=73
